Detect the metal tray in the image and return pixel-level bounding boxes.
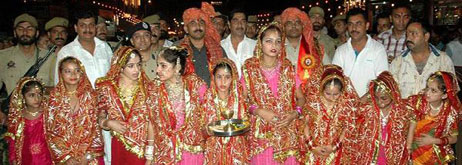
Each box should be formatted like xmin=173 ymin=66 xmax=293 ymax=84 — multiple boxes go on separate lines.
xmin=208 ymin=119 xmax=250 ymax=137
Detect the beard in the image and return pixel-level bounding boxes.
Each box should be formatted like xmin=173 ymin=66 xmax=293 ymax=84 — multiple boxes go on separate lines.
xmin=313 ymin=24 xmax=323 ymax=31
xmin=16 ymin=35 xmax=37 ymax=45
xmin=159 ymin=30 xmax=169 ymax=40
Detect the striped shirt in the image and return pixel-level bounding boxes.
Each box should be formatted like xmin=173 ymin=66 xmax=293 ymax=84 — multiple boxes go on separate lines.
xmin=377 ymin=28 xmax=407 ymax=60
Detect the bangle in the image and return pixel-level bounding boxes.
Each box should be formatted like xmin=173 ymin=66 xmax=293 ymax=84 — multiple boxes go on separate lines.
xmin=305 ymin=135 xmax=313 ymax=150
xmin=249 ymin=105 xmax=258 ymax=115
xmin=440 ymin=137 xmax=448 ymax=145
xmin=295 ymin=106 xmax=302 ymax=116
xmin=333 ymin=142 xmax=342 ymax=151
xmin=145 ymin=145 xmax=154 ymax=160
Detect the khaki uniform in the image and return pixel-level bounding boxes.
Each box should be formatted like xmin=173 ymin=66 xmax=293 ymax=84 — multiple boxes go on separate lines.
xmin=142 ymin=46 xmax=164 ymax=80
xmin=317 ymin=33 xmax=336 ymax=61
xmin=0 ymin=45 xmax=55 ymax=94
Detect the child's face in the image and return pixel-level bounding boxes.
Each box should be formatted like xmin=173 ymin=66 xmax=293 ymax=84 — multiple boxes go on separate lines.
xmin=425 ymin=80 xmax=446 ymax=103
xmin=374 ymin=90 xmax=393 ymax=110
xmin=24 ymin=87 xmax=42 ymax=109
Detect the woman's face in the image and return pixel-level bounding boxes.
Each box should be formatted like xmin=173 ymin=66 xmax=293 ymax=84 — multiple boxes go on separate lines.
xmin=375 ymin=90 xmax=393 ymax=110
xmin=214 ymin=67 xmax=232 ymax=94
xmin=120 ymin=54 xmax=142 ymax=82
xmin=261 ymin=29 xmax=282 ymax=58
xmin=156 ymin=55 xmax=176 ymax=82
xmin=60 ymin=61 xmax=82 ymax=86
xmin=425 ymin=79 xmax=446 ymax=103
xmin=322 ymin=84 xmax=342 ymax=103
xmin=24 ymin=87 xmax=42 ymax=109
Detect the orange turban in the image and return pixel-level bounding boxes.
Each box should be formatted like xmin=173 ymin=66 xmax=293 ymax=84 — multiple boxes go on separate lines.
xmin=281 ymin=7 xmax=321 ymax=56
xmin=180 ymin=2 xmax=223 ymax=75
xmin=281 ymin=7 xmax=324 ymax=83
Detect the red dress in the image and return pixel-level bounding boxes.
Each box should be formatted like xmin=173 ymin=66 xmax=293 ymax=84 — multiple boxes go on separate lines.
xmin=202 ymin=59 xmax=250 ymax=164
xmin=96 ymin=46 xmax=152 ymax=165
xmin=5 ymin=77 xmax=52 ymax=165
xmin=46 ymin=58 xmax=103 ymax=164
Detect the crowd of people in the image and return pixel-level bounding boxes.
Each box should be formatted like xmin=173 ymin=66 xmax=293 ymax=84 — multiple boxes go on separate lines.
xmin=0 ymin=1 xmax=461 ymax=165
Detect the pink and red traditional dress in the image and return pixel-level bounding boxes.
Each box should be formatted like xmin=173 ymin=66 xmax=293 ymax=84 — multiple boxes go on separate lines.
xmin=5 ymin=77 xmax=52 ymax=165
xmin=148 ymin=72 xmax=207 ymax=164
xmin=409 ymin=71 xmax=459 ymax=164
xmin=202 ymin=58 xmax=249 ymax=164
xmin=242 ymin=23 xmax=300 ymax=164
xmin=96 ymin=47 xmax=152 ymax=164
xmin=342 ymin=71 xmax=412 ymax=165
xmin=46 ymin=58 xmax=103 ymax=164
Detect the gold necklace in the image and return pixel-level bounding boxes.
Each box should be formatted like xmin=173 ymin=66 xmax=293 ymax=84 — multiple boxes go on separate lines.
xmin=429 ymin=102 xmax=443 ymax=116
xmin=261 ymin=60 xmax=277 ymax=69
xmin=67 ymin=90 xmax=77 ymax=96
xmin=119 ymin=85 xmax=139 ymax=104
xmin=166 ymin=80 xmax=183 ymax=100
xmin=24 ymin=110 xmax=41 ymax=117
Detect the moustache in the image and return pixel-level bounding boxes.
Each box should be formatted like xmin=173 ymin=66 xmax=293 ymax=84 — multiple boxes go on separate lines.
xmin=19 ymin=35 xmax=32 ymax=40
xmin=193 ymin=29 xmax=203 ymax=33
xmin=83 ymin=31 xmax=93 ymax=35
xmin=350 ymin=31 xmax=359 ymax=34
xmin=313 ymin=22 xmax=322 ymax=26
xmin=55 ymin=38 xmax=65 ymax=41
xmin=98 ymin=33 xmax=107 ymax=36
xmin=152 ymin=34 xmax=158 ymax=38
xmin=406 ymin=41 xmax=414 ymax=45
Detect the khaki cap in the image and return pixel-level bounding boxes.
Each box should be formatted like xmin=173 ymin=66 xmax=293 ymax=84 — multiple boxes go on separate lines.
xmin=142 ymin=14 xmax=160 ymax=24
xmin=309 ymin=7 xmax=325 ymax=18
xmin=14 ymin=13 xmax=38 ymax=27
xmin=45 ymin=17 xmax=69 ymax=31
xmin=97 ymin=16 xmax=107 ymax=25
xmin=248 ymin=15 xmax=257 ymax=23
xmin=332 ymin=15 xmax=346 ymax=24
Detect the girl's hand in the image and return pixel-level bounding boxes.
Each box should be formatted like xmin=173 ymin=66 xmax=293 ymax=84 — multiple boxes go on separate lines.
xmin=415 ymin=134 xmax=438 ymax=147
xmin=276 ymin=111 xmax=298 ymax=128
xmin=107 ymin=120 xmax=127 ymax=134
xmin=255 ymin=108 xmax=278 ymax=123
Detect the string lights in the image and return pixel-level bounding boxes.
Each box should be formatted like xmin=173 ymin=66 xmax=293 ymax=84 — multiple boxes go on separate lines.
xmin=92 ymin=0 xmax=141 ymax=24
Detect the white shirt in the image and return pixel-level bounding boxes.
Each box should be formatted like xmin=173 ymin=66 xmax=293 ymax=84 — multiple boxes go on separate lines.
xmin=446 ymin=40 xmax=462 ymax=66
xmin=221 ymin=35 xmax=256 ymax=77
xmin=333 ymin=35 xmax=389 ymax=97
xmin=390 ymin=44 xmax=455 ymax=98
xmin=55 ymin=36 xmax=113 ymax=165
xmin=55 ymin=36 xmax=113 ymax=87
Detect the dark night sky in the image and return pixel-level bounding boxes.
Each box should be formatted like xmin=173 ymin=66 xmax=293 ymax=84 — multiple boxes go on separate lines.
xmin=0 ymin=0 xmax=304 ymax=34
xmin=150 ymin=0 xmax=302 ymax=21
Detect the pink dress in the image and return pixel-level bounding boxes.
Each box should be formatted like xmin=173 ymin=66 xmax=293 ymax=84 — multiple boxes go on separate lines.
xmin=248 ymin=63 xmax=299 ymax=165
xmin=176 ymin=85 xmax=207 ymax=165
xmin=377 ymin=122 xmax=390 ymax=165
xmin=9 ymin=115 xmax=52 ymax=165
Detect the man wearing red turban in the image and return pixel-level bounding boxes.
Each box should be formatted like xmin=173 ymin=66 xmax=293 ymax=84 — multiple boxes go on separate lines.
xmin=179 ymin=2 xmax=226 ymax=87
xmin=281 ymin=7 xmax=326 ymax=84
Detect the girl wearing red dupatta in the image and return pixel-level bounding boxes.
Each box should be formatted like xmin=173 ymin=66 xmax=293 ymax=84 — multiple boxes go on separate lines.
xmin=241 ymin=22 xmax=304 ymax=164
xmin=148 ymin=46 xmax=207 ymax=164
xmin=298 ymin=64 xmax=358 ymax=164
xmin=96 ymin=46 xmax=154 ymax=165
xmin=342 ymin=71 xmax=413 ymax=165
xmin=46 ymin=57 xmax=103 ymax=164
xmin=409 ymin=71 xmax=459 ymax=164
xmin=5 ymin=77 xmax=52 ymax=165
xmin=203 ymin=58 xmax=249 ymax=164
